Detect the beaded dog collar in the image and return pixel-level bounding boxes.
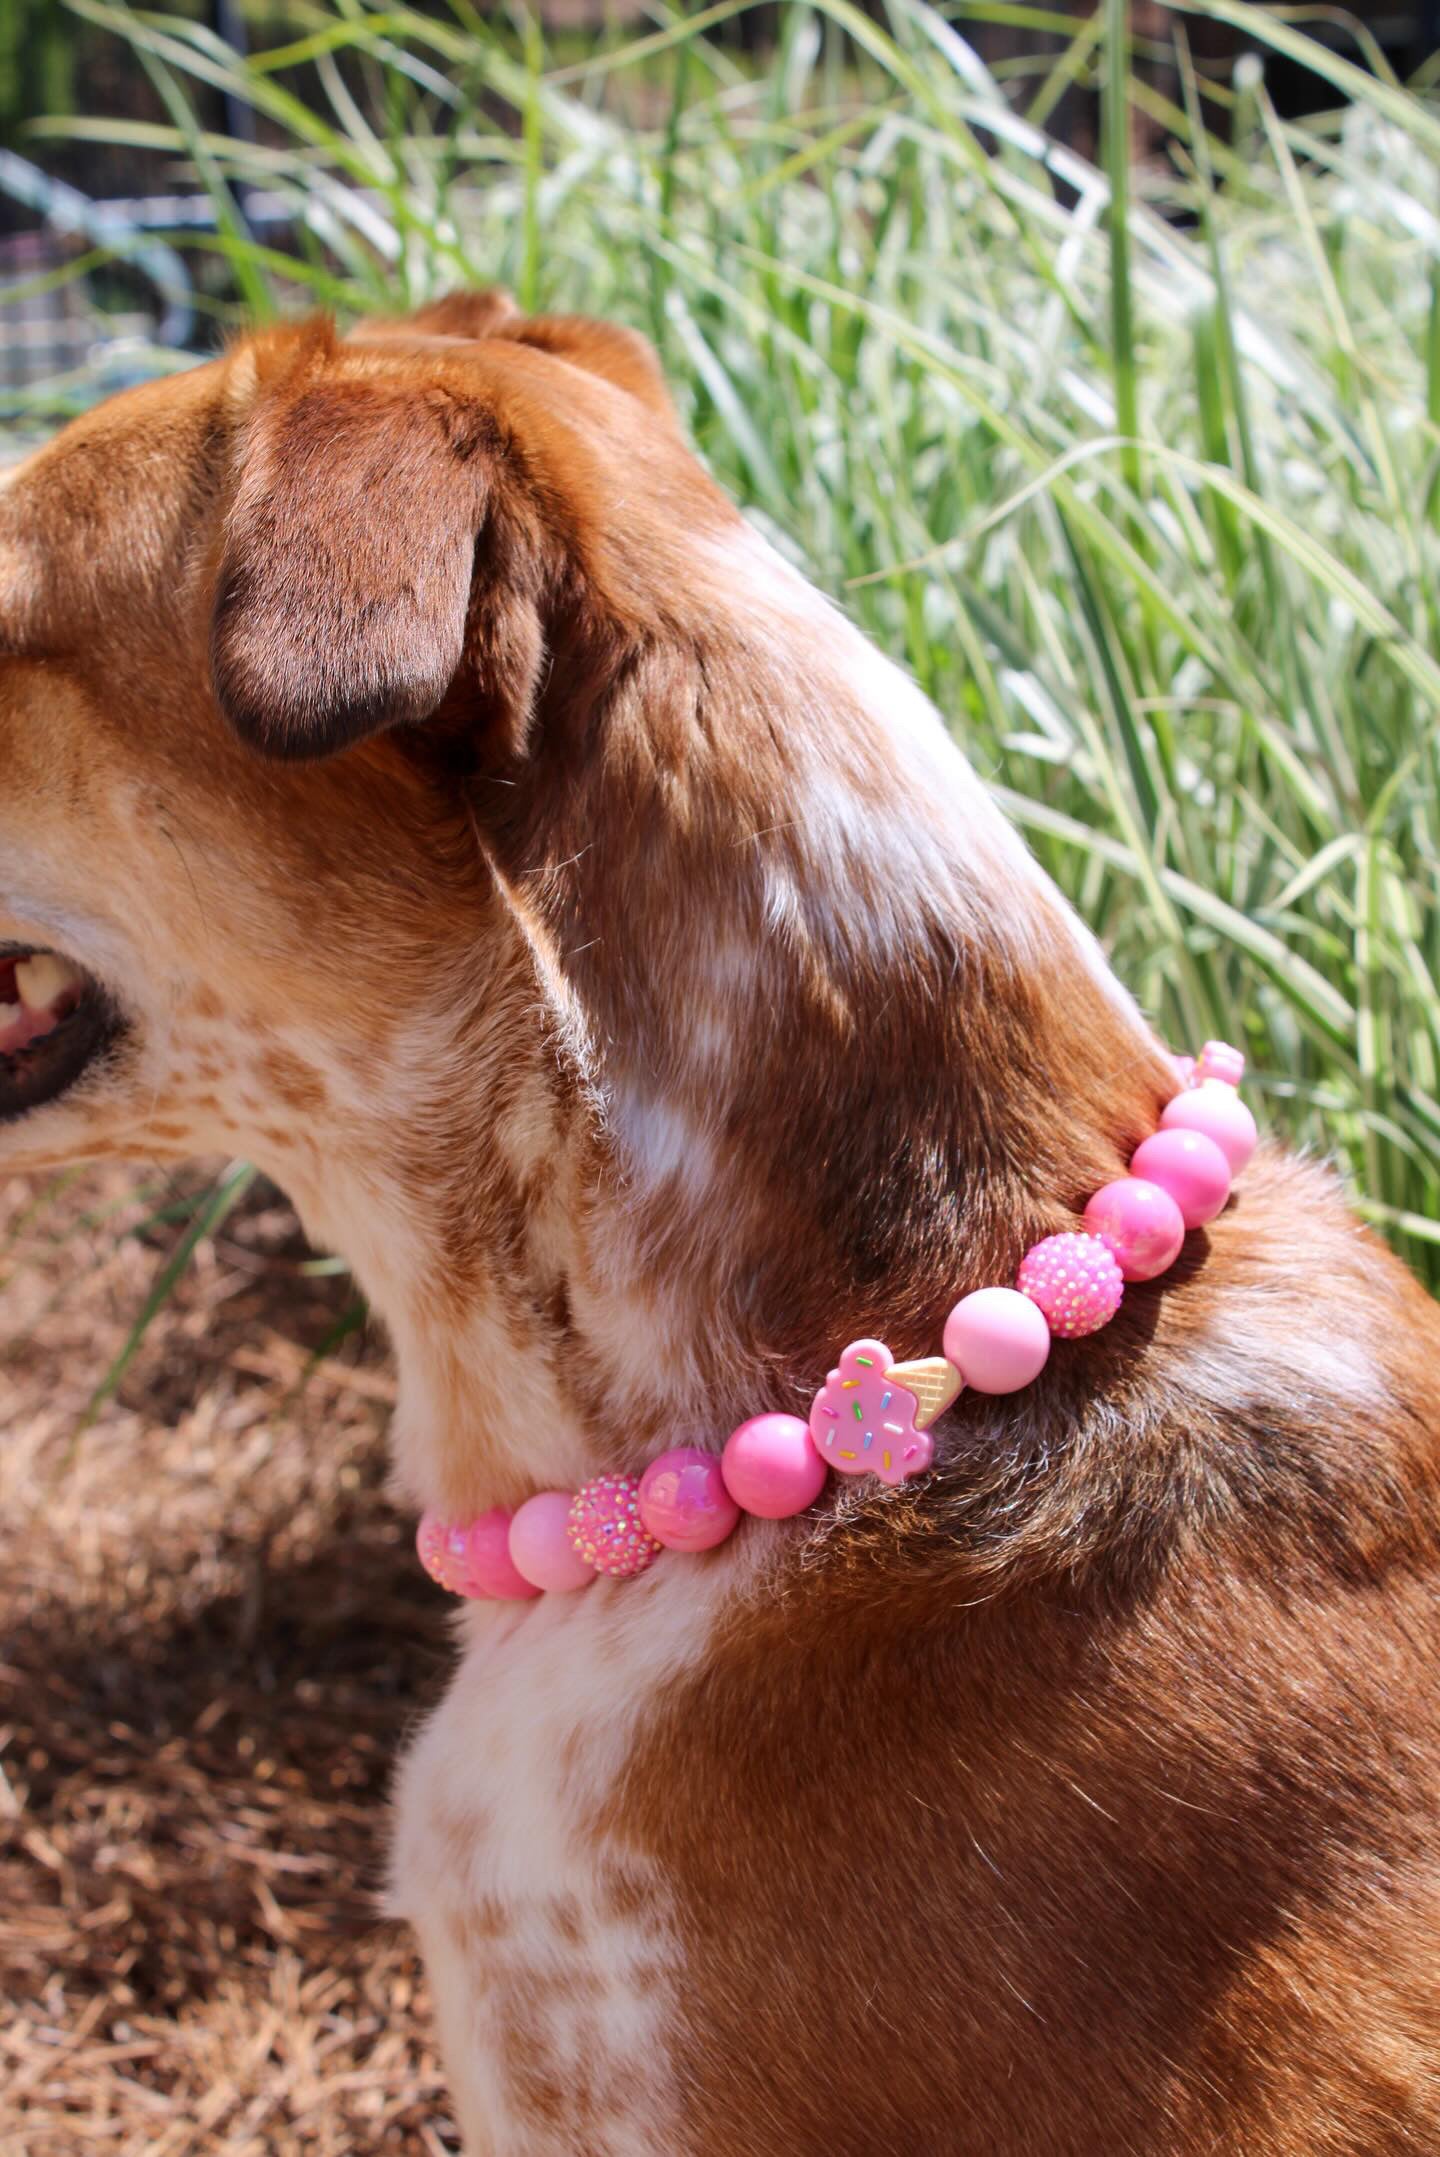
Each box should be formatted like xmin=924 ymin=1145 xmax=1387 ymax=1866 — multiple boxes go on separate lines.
xmin=418 ymin=1042 xmax=1254 ymax=1601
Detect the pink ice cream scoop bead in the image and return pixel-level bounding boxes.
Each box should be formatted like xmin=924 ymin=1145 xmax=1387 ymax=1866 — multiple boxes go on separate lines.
xmin=418 ymin=1508 xmax=540 ymax=1601
xmin=722 ymin=1414 xmax=828 ymax=1519
xmin=1193 ymin=1040 xmax=1245 ymax=1089
xmin=1130 ymin=1127 xmax=1231 ymax=1229
xmin=639 ymin=1447 xmax=741 ymax=1552
xmin=566 ymin=1474 xmax=661 ymax=1580
xmin=1084 ymin=1177 xmax=1186 ymax=1282
xmin=1161 ymin=1083 xmax=1257 ymax=1174
xmin=942 ymin=1287 xmax=1051 ymax=1394
xmin=1016 ymin=1232 xmax=1124 ymax=1339
xmin=807 ymin=1339 xmax=933 ymax=1485
xmin=508 ymin=1490 xmax=599 ymax=1593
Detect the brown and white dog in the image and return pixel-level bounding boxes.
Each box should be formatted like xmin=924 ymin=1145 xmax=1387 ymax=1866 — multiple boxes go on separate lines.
xmin=3 ymin=293 xmax=1439 ymax=2155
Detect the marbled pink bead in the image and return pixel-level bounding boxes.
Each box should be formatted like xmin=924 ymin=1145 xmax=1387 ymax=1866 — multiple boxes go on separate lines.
xmin=721 ymin=1413 xmax=828 ymax=1519
xmin=1130 ymin=1127 xmax=1231 ymax=1229
xmin=566 ymin=1474 xmax=661 ymax=1579
xmin=1161 ymin=1083 xmax=1257 ymax=1174
xmin=1016 ymin=1232 xmax=1124 ymax=1339
xmin=417 ymin=1508 xmax=540 ymax=1601
xmin=508 ymin=1490 xmax=599 ymax=1593
xmin=639 ymin=1447 xmax=741 ymax=1552
xmin=942 ymin=1286 xmax=1051 ymax=1394
xmin=1083 ymin=1177 xmax=1186 ymax=1282
xmin=1193 ymin=1039 xmax=1245 ymax=1089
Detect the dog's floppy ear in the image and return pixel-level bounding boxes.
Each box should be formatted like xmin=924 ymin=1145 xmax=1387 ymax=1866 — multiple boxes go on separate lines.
xmin=350 ymin=290 xmax=676 ymax=430
xmin=211 ymin=323 xmax=542 ymax=762
xmin=496 ymin=315 xmax=679 ymax=431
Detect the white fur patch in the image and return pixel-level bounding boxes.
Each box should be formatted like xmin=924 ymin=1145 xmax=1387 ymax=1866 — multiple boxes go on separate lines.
xmin=392 ymin=1549 xmax=746 ymax=2155
xmin=607 ymin=1085 xmax=717 ymax=1203
xmin=700 ymin=523 xmax=1154 ymax=1039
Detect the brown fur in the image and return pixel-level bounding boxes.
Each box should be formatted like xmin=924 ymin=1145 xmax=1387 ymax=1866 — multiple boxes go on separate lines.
xmin=2 ymin=296 xmax=1438 ymax=2154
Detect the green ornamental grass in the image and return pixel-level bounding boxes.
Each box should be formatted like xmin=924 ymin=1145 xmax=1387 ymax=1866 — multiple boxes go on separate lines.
xmin=19 ymin=0 xmax=1440 ymax=1298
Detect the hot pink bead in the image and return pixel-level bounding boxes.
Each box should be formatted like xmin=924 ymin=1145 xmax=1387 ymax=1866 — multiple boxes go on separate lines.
xmin=508 ymin=1490 xmax=599 ymax=1593
xmin=1130 ymin=1127 xmax=1232 ymax=1229
xmin=1193 ymin=1039 xmax=1245 ymax=1089
xmin=417 ymin=1508 xmax=540 ymax=1601
xmin=721 ymin=1413 xmax=828 ymax=1519
xmin=942 ymin=1286 xmax=1051 ymax=1394
xmin=638 ymin=1447 xmax=741 ymax=1552
xmin=566 ymin=1474 xmax=661 ymax=1579
xmin=1161 ymin=1083 xmax=1257 ymax=1174
xmin=1083 ymin=1177 xmax=1186 ymax=1282
xmin=1016 ymin=1231 xmax=1124 ymax=1339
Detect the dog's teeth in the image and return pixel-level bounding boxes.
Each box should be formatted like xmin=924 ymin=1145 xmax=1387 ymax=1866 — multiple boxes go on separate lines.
xmin=0 ymin=1001 xmax=21 ymax=1030
xmin=15 ymin=954 xmax=81 ymax=1012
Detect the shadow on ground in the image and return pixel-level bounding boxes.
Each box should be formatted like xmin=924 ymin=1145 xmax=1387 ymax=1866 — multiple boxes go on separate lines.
xmin=1 ymin=1166 xmax=460 ymax=2155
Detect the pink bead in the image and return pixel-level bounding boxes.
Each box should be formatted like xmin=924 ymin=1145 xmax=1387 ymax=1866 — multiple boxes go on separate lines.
xmin=417 ymin=1508 xmax=540 ymax=1601
xmin=1169 ymin=1051 xmax=1197 ymax=1091
xmin=1016 ymin=1231 xmax=1124 ymax=1339
xmin=1083 ymin=1177 xmax=1186 ymax=1282
xmin=1161 ymin=1083 xmax=1257 ymax=1174
xmin=807 ymin=1339 xmax=933 ymax=1486
xmin=508 ymin=1490 xmax=599 ymax=1593
xmin=566 ymin=1474 xmax=661 ymax=1580
xmin=1130 ymin=1127 xmax=1232 ymax=1229
xmin=722 ymin=1413 xmax=828 ymax=1519
xmin=638 ymin=1447 xmax=741 ymax=1552
xmin=942 ymin=1287 xmax=1051 ymax=1394
xmin=1193 ymin=1039 xmax=1245 ymax=1089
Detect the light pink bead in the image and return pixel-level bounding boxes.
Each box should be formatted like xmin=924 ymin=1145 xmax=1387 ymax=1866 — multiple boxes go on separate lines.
xmin=566 ymin=1474 xmax=661 ymax=1579
xmin=1083 ymin=1177 xmax=1186 ymax=1282
xmin=508 ymin=1490 xmax=599 ymax=1593
xmin=1016 ymin=1232 xmax=1124 ymax=1339
xmin=417 ymin=1508 xmax=540 ymax=1601
xmin=1130 ymin=1127 xmax=1231 ymax=1229
xmin=942 ymin=1287 xmax=1051 ymax=1394
xmin=1193 ymin=1039 xmax=1245 ymax=1089
xmin=1161 ymin=1083 xmax=1257 ymax=1174
xmin=722 ymin=1413 xmax=828 ymax=1519
xmin=1169 ymin=1051 xmax=1197 ymax=1092
xmin=639 ymin=1447 xmax=741 ymax=1552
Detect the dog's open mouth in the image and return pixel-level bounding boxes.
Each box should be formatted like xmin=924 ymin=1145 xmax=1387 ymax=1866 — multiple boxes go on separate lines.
xmin=0 ymin=947 xmax=120 ymax=1124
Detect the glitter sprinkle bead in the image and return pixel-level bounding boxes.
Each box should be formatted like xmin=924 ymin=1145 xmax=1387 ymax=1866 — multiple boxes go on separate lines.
xmin=566 ymin=1474 xmax=662 ymax=1579
xmin=1016 ymin=1231 xmax=1124 ymax=1339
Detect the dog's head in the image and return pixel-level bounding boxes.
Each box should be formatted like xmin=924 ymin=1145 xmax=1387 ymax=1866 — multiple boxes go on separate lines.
xmin=0 ymin=294 xmax=726 ymax=1186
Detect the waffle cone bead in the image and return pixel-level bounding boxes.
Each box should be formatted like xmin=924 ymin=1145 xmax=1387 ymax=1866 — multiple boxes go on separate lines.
xmin=1131 ymin=1127 xmax=1232 ymax=1229
xmin=639 ymin=1447 xmax=741 ymax=1552
xmin=567 ymin=1475 xmax=661 ymax=1579
xmin=1084 ymin=1177 xmax=1187 ymax=1282
xmin=1161 ymin=1083 xmax=1257 ymax=1173
xmin=1017 ymin=1232 xmax=1124 ymax=1338
xmin=942 ymin=1287 xmax=1051 ymax=1394
xmin=509 ymin=1490 xmax=600 ymax=1593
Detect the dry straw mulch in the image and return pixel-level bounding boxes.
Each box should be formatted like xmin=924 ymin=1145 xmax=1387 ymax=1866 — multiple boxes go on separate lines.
xmin=0 ymin=1167 xmax=460 ymax=2155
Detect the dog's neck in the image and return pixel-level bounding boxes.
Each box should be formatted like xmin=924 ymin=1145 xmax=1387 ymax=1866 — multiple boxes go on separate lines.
xmin=279 ymin=531 xmax=1170 ymax=1519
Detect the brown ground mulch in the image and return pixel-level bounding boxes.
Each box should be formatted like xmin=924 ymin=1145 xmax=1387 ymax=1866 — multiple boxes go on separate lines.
xmin=0 ymin=1167 xmax=460 ymax=2155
